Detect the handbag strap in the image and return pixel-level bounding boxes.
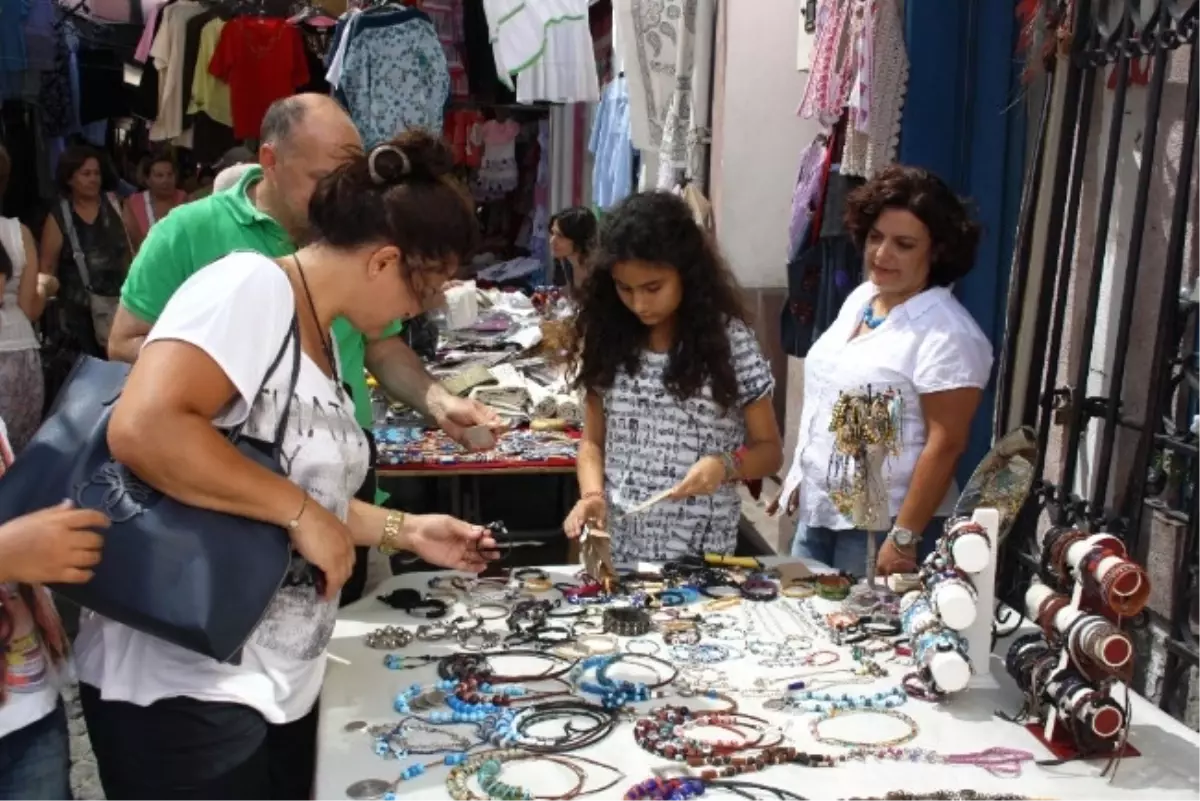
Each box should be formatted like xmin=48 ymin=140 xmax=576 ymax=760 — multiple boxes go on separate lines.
xmin=59 ymin=199 xmax=93 ymax=290
xmin=228 ymin=313 xmax=302 ymax=456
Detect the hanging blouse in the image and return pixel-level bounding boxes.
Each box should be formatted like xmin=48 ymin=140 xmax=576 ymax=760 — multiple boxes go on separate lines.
xmin=655 ymin=0 xmax=715 ymax=189
xmin=340 ymin=15 xmax=449 ymax=148
xmin=840 ymin=0 xmax=907 ymax=179
xmin=484 ymin=0 xmax=599 ymax=104
xmin=613 ymin=0 xmax=679 ymax=152
xmin=209 ymin=17 xmax=310 ymax=139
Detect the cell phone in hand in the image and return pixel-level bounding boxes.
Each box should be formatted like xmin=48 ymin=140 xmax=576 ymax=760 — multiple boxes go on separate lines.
xmin=464 ymin=425 xmax=496 ymax=450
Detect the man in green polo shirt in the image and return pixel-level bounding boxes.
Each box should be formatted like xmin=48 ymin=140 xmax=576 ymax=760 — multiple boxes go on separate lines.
xmin=106 ymin=94 xmax=502 ymax=602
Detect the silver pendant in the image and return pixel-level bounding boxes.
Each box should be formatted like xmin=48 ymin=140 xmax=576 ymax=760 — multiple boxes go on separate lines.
xmin=346 ymin=778 xmax=394 ymax=800
xmin=343 ymin=720 xmax=368 ymax=733
xmin=762 ymin=698 xmax=786 ymax=711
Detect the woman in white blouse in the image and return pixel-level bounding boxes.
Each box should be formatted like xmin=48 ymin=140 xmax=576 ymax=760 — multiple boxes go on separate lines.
xmin=772 ymin=165 xmax=993 ymax=576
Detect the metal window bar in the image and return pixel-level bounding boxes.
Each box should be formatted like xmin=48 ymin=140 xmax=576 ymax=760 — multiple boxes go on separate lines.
xmin=995 ymin=0 xmax=1199 ymax=721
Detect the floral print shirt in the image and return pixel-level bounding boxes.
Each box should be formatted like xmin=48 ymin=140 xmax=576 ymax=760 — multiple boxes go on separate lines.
xmin=341 ymin=16 xmax=450 ymax=148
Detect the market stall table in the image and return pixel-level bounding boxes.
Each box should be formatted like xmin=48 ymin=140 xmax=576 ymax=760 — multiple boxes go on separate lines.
xmin=375 ymin=426 xmax=579 ymax=540
xmin=316 ymin=562 xmax=1200 ymax=801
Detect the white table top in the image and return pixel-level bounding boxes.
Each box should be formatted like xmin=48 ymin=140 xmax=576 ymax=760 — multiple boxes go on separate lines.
xmin=316 ymin=564 xmax=1200 ymax=800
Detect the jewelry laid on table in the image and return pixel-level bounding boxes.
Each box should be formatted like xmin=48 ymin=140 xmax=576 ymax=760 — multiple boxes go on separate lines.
xmin=365 ymin=625 xmax=415 ymax=650
xmin=809 ymin=707 xmax=920 ymax=748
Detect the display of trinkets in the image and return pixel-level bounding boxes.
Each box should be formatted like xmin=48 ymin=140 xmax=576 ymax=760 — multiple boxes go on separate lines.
xmin=329 ymin=528 xmax=1124 ymax=801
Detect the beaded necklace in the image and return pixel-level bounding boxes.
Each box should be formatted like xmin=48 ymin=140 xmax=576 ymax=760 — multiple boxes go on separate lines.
xmin=809 ymin=707 xmax=919 ymax=748
xmin=632 ymin=705 xmax=785 ymax=763
xmin=838 ymin=745 xmax=1037 ymax=778
xmin=778 ymin=685 xmax=907 ymax=713
xmin=445 ymin=750 xmax=625 ymax=801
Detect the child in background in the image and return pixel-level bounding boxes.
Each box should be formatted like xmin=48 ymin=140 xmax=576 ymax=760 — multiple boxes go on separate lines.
xmin=563 ymin=191 xmax=783 ymax=562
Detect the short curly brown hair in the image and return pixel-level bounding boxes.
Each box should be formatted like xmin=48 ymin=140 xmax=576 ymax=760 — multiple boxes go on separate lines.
xmin=844 ymin=165 xmax=981 ymax=287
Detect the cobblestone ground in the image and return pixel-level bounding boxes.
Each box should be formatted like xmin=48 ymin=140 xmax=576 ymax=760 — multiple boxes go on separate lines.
xmin=64 ymin=683 xmax=104 ymax=800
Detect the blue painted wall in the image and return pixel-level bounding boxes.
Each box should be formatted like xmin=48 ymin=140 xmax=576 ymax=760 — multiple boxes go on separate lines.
xmin=899 ymin=0 xmax=1027 ymax=484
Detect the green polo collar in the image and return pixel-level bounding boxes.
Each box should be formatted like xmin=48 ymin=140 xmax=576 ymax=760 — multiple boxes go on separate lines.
xmin=221 ymin=165 xmax=287 ymax=231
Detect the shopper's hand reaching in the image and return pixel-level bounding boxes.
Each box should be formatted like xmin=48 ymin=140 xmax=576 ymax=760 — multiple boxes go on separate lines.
xmin=564 ymin=495 xmax=606 ymax=539
xmin=875 ymin=539 xmax=918 ymax=576
xmin=431 ymin=395 xmax=507 ymax=451
xmin=403 ymin=514 xmax=497 ymax=572
xmin=0 ymin=501 xmax=108 ymax=585
xmin=668 ymin=456 xmax=727 ymax=500
xmin=288 ymin=498 xmax=355 ymax=601
xmin=765 ymin=486 xmax=800 ymax=517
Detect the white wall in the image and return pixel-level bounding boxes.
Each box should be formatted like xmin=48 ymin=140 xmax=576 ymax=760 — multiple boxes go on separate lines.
xmin=712 ymin=0 xmax=821 ymax=289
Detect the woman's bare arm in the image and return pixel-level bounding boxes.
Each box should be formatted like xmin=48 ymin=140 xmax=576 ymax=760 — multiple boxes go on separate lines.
xmin=16 ymin=224 xmax=43 ymax=320
xmin=108 ymin=339 xmax=306 ymax=525
xmin=39 ymin=215 xmax=62 ymax=277
xmin=894 ymin=387 xmax=982 ymax=536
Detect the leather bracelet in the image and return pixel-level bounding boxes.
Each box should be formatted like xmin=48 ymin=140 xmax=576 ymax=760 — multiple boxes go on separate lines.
xmin=603 ymin=606 xmax=652 ymax=637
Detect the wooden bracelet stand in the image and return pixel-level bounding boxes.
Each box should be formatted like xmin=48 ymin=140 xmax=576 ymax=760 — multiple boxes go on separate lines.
xmin=1021 ymin=536 xmax=1142 ymax=764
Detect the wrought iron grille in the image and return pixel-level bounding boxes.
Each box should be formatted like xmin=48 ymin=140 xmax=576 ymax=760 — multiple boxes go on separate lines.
xmin=995 ymin=0 xmax=1198 ymax=719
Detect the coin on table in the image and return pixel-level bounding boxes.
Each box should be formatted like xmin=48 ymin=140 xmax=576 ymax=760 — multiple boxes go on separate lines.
xmin=346 ymin=778 xmax=393 ymax=800
xmin=343 ymin=720 xmax=368 ymax=733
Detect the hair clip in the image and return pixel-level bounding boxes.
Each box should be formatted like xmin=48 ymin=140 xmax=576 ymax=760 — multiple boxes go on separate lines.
xmin=367 ymin=144 xmax=411 ymax=185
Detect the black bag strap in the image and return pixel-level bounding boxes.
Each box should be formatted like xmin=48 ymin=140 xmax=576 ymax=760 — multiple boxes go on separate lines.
xmin=228 ymin=313 xmax=301 ymax=456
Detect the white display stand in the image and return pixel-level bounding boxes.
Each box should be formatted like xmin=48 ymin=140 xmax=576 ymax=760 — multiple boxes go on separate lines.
xmin=964 ymin=507 xmax=1000 ymax=689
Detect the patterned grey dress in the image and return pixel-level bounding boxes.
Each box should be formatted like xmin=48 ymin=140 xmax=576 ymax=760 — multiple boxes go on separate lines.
xmin=602 ymin=319 xmax=774 ymax=563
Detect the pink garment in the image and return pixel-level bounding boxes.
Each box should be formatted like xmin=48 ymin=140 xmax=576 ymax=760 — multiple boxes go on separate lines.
xmin=421 ymin=0 xmax=467 ymax=96
xmin=483 ymin=119 xmax=520 ymax=144
xmin=128 ymin=190 xmax=187 ymax=241
xmin=134 ymin=2 xmax=165 ymax=63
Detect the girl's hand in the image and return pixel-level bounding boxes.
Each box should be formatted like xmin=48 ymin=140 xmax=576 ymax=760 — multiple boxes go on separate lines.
xmin=765 ymin=486 xmax=800 ymax=517
xmin=668 ymin=455 xmax=727 ymax=500
xmin=564 ymin=495 xmax=606 ymax=539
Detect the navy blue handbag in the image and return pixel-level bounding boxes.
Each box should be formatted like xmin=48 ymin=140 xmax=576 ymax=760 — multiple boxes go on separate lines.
xmin=0 ymin=316 xmax=301 ymax=664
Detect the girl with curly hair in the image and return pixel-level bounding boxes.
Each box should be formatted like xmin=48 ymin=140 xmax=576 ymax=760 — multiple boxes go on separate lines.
xmin=563 ymin=192 xmax=783 ymax=562
xmin=772 ymin=165 xmax=993 ymax=576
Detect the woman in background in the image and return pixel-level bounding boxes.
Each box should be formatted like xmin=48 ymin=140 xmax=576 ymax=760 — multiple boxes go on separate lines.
xmin=549 ymin=206 xmax=597 ymax=288
xmin=39 ymin=145 xmax=132 ymax=361
xmin=123 ymin=152 xmax=186 ymax=254
xmin=0 ymin=145 xmax=50 ymax=452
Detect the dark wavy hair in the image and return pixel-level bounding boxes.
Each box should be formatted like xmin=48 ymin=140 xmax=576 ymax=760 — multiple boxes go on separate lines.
xmin=570 ymin=191 xmax=748 ymax=409
xmin=843 ymin=165 xmax=982 ymax=287
xmin=550 ymin=206 xmax=597 ymax=259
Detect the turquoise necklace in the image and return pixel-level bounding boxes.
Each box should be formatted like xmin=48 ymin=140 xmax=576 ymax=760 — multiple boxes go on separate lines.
xmin=861 ymin=298 xmax=888 ymax=329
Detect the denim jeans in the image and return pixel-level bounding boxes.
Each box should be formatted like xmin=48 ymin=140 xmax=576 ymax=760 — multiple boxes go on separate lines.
xmin=791 ymin=517 xmax=944 ymax=574
xmin=0 ymin=701 xmax=72 ymax=801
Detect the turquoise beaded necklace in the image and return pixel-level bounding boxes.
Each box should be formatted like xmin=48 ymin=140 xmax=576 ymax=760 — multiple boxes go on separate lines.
xmin=861 ymin=297 xmax=889 ymax=329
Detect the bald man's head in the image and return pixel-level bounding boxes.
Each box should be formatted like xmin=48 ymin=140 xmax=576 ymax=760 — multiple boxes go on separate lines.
xmin=257 ymin=94 xmax=362 ymax=242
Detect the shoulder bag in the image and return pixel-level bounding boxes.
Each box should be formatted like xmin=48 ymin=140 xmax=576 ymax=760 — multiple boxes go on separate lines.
xmin=0 ymin=314 xmax=302 ymax=664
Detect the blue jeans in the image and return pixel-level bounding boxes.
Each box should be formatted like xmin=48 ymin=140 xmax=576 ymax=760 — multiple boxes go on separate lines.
xmin=791 ymin=517 xmax=944 ymax=574
xmin=0 ymin=701 xmax=72 ymax=800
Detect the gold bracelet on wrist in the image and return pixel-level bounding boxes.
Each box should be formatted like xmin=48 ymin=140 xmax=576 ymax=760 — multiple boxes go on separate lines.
xmin=379 ymin=510 xmax=407 ymax=556
xmin=286 ymin=494 xmax=310 ymax=532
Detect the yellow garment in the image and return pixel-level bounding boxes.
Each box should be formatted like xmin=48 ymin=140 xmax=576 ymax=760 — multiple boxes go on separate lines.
xmin=188 ymin=18 xmax=233 ymax=127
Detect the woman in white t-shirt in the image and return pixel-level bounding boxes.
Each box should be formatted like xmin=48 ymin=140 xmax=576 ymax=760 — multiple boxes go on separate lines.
xmin=0 ymin=416 xmax=109 ymax=801
xmin=74 ymin=132 xmax=495 ymax=800
xmin=771 ymin=165 xmax=993 ymax=577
